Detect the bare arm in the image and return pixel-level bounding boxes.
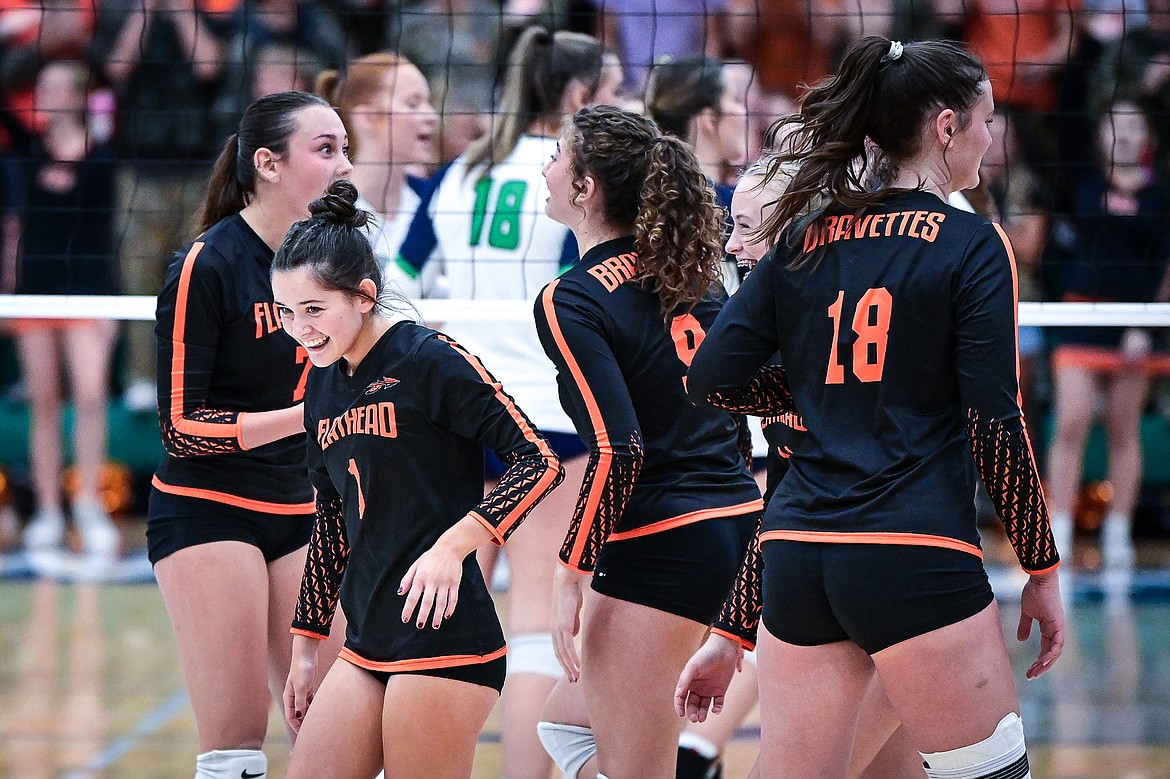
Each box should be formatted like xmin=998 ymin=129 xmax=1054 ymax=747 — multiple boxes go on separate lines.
xmin=103 ymin=3 xmax=152 ymax=86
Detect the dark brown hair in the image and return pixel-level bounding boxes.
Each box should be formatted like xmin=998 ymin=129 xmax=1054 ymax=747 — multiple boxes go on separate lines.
xmin=464 ymin=25 xmax=604 ymax=179
xmin=273 ymin=179 xmax=408 ymax=315
xmin=643 ymin=55 xmax=725 ymax=141
xmin=759 ymin=37 xmax=987 ymax=259
xmin=565 ymin=104 xmax=725 ymax=317
xmin=200 ymin=91 xmax=333 ymax=232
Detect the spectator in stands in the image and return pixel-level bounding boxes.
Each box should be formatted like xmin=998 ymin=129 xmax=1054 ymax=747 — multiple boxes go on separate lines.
xmin=942 ymin=0 xmax=1079 ymax=179
xmin=725 ymin=0 xmax=891 ymax=101
xmin=90 ymin=0 xmax=238 ymax=413
xmin=0 ymin=0 xmax=95 ymax=145
xmin=430 ymin=73 xmax=493 ymax=166
xmin=1045 ymin=99 xmax=1170 ymax=569
xmin=316 ymin=52 xmax=441 ymax=298
xmin=213 ymin=0 xmax=348 ymax=143
xmin=388 ymin=0 xmax=511 ymax=95
xmin=592 ymin=0 xmax=729 ymax=93
xmin=9 ymin=60 xmax=119 ymax=559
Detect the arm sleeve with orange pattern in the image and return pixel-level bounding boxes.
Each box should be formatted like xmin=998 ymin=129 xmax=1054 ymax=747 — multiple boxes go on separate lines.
xmin=957 ymin=224 xmax=1058 ymax=574
xmin=534 ymin=282 xmax=646 ymax=573
xmin=711 ymin=510 xmax=763 ymax=650
xmin=290 ymin=496 xmax=349 ymax=639
xmin=155 ymin=244 xmax=246 ymax=457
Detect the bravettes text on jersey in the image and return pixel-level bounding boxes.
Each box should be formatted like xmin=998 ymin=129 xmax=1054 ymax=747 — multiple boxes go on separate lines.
xmin=291 ymin=322 xmax=563 ymax=672
xmin=153 ymin=213 xmax=313 ymax=514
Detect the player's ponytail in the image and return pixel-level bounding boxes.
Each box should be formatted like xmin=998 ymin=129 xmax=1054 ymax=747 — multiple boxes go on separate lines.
xmin=758 ymin=36 xmax=987 ymax=262
xmin=643 ymin=55 xmax=725 ymax=142
xmin=200 ymin=91 xmax=333 ymax=233
xmin=464 ymin=25 xmax=604 ymax=180
xmin=274 ymin=180 xmax=412 ymax=317
xmin=566 ymin=104 xmax=724 ymax=318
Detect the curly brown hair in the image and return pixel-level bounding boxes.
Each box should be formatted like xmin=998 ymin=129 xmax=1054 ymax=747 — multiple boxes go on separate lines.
xmin=565 ymin=104 xmax=725 ymax=317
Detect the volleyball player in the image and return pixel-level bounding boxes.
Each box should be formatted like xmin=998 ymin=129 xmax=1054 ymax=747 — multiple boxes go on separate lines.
xmin=397 ymin=25 xmax=624 ymax=779
xmin=272 ymin=181 xmax=564 ymax=779
xmin=148 ymin=92 xmax=352 ymax=779
xmin=532 ymin=104 xmax=762 ymax=779
xmin=677 ymin=38 xmax=1065 ymax=779
xmin=315 ymin=52 xmax=442 ymax=298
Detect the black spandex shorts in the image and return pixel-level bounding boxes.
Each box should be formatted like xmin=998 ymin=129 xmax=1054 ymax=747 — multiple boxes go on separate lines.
xmin=485 ymin=430 xmax=587 ymax=480
xmin=146 ymin=487 xmax=314 ymax=565
xmin=761 ymin=540 xmax=994 ymax=654
xmin=358 ymin=654 xmax=507 ymax=694
xmin=591 ymin=512 xmax=758 ymax=625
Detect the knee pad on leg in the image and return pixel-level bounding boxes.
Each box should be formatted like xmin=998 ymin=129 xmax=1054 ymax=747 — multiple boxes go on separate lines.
xmin=536 ymin=721 xmax=596 ymax=779
xmin=507 ymin=632 xmax=563 ymax=679
xmin=194 ymin=749 xmax=267 ymax=779
xmin=920 ymin=713 xmax=1030 ymax=779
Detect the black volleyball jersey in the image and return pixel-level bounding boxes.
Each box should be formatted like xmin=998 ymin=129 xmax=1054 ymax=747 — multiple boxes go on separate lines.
xmin=690 ymin=191 xmax=1058 ymax=576
xmin=535 ymin=236 xmax=763 ymax=573
xmin=291 ymin=322 xmax=563 ymax=672
xmin=153 ymin=213 xmax=314 ymax=514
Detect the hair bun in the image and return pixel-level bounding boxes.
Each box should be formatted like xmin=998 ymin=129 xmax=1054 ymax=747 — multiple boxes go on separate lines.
xmin=308 ymin=180 xmax=369 ymax=229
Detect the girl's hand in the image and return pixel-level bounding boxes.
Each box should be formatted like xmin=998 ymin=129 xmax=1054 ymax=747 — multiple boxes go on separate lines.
xmin=284 ymin=635 xmax=322 ymax=733
xmin=551 ymin=564 xmax=590 ymax=682
xmin=674 ymin=633 xmax=744 ymax=723
xmin=399 ymin=515 xmax=492 ymax=629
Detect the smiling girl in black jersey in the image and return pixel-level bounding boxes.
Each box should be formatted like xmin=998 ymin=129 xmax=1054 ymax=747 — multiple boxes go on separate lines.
xmin=272 ymin=180 xmax=563 ymax=779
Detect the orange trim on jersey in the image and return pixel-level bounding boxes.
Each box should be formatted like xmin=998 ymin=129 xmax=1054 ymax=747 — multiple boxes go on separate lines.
xmin=152 ymin=475 xmax=315 ymax=514
xmin=607 ymin=500 xmax=764 ymax=542
xmin=290 ymin=627 xmax=329 ymax=641
xmin=469 ymin=510 xmax=505 ymax=547
xmin=759 ymin=529 xmax=983 ymax=559
xmin=992 ymin=223 xmax=1024 ymax=410
xmin=541 ymin=280 xmax=615 ymax=567
xmin=339 ymin=644 xmax=508 ymax=673
xmin=709 ymin=627 xmax=755 ymax=652
xmin=169 ymin=242 xmax=245 ymax=445
xmin=437 ymin=334 xmax=562 ymax=538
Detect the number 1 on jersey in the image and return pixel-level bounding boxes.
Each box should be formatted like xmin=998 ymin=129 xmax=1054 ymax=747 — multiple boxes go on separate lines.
xmin=826 ymin=287 xmax=892 ymax=384
xmin=347 ymin=458 xmax=366 ymax=520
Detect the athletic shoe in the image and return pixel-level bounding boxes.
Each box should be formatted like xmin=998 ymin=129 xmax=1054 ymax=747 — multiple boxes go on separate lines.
xmin=676 ymin=746 xmax=723 ymax=779
xmin=73 ymin=501 xmax=119 ymax=558
xmin=23 ymin=508 xmax=65 ymax=550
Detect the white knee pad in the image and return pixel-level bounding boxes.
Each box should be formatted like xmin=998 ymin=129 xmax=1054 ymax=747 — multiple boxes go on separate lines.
xmin=536 ymin=721 xmax=596 ymax=779
xmin=920 ymin=713 xmax=1030 ymax=779
xmin=194 ymin=749 xmax=267 ymax=779
xmin=507 ymin=632 xmax=563 ymax=679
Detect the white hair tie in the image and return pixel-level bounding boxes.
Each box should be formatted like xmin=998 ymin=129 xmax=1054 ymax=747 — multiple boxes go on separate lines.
xmin=883 ymin=41 xmax=904 ymax=62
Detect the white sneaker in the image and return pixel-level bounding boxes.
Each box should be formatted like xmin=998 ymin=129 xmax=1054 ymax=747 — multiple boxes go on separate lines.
xmin=123 ymin=378 xmax=158 ymax=414
xmin=73 ymin=501 xmax=119 ymax=558
xmin=1101 ymin=521 xmax=1135 ymax=570
xmin=23 ymin=508 xmax=66 ymax=550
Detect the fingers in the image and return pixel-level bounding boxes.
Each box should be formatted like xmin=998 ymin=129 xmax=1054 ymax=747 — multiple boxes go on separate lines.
xmin=552 ymin=625 xmax=581 ymax=682
xmin=1027 ymin=621 xmax=1065 ymax=679
xmin=1016 ymin=609 xmax=1033 ymax=642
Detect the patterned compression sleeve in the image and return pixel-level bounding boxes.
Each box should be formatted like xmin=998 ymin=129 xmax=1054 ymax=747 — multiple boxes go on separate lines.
xmin=560 ymin=431 xmax=644 ymax=572
xmin=702 ymin=365 xmax=798 ymax=417
xmin=966 ymin=410 xmax=1059 ymax=573
xmin=159 ymin=407 xmax=243 ymax=457
xmin=473 ymin=448 xmax=565 ymax=545
xmin=291 ymin=497 xmax=349 ymax=639
xmin=735 ymin=414 xmax=754 ymax=471
xmin=711 ymin=511 xmax=763 ymax=650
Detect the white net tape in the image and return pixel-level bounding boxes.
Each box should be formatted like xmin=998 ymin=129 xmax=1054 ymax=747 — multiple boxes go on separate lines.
xmin=2 ymin=295 xmax=1170 ymax=327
